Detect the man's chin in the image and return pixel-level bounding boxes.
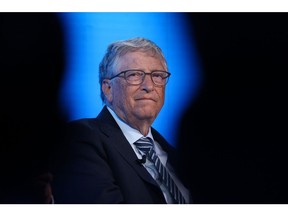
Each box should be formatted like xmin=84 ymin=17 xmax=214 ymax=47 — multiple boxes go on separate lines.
xmin=135 ymin=111 xmax=158 ymax=121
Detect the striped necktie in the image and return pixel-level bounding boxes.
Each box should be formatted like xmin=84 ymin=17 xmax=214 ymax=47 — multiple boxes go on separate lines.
xmin=134 ymin=137 xmax=185 ymax=204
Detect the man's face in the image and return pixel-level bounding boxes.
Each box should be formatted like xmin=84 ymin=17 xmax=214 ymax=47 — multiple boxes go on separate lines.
xmin=104 ymin=51 xmax=167 ymax=128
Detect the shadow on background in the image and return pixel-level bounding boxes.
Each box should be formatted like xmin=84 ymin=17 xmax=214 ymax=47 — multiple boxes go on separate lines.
xmin=0 ymin=13 xmax=66 ymax=203
xmin=177 ymin=13 xmax=288 ymax=204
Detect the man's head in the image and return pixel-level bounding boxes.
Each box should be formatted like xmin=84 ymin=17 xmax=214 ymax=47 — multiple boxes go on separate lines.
xmin=99 ymin=37 xmax=170 ymax=132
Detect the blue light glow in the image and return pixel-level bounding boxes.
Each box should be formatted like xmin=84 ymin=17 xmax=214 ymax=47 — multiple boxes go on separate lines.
xmin=59 ymin=12 xmax=201 ymax=146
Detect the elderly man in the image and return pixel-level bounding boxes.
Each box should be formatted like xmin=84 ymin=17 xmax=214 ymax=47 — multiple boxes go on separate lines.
xmin=52 ymin=37 xmax=191 ymax=204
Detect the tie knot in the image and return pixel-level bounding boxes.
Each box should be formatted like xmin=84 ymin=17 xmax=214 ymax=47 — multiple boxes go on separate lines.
xmin=134 ymin=137 xmax=154 ymax=155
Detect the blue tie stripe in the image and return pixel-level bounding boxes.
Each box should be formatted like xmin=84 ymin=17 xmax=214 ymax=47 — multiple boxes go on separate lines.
xmin=134 ymin=137 xmax=185 ymax=204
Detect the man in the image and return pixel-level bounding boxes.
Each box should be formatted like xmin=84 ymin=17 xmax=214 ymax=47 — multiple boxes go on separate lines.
xmin=52 ymin=37 xmax=191 ymax=204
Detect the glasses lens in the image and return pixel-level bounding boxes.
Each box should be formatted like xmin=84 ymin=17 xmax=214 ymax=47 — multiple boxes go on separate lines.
xmin=152 ymin=71 xmax=169 ymax=85
xmin=125 ymin=70 xmax=144 ymax=84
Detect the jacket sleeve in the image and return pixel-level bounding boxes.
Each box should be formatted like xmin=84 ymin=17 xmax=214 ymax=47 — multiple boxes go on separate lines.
xmin=51 ymin=120 xmax=125 ymax=204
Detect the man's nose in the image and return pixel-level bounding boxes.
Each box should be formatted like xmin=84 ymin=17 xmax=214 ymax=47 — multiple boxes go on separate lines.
xmin=141 ymin=73 xmax=154 ymax=91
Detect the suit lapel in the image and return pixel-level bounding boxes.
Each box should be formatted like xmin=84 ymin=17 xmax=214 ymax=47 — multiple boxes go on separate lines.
xmin=96 ymin=106 xmax=159 ymax=187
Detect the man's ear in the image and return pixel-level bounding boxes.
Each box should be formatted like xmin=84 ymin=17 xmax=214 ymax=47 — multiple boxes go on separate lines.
xmin=102 ymin=79 xmax=113 ymax=102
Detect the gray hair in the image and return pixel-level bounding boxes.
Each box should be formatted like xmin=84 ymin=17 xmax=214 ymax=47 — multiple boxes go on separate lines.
xmin=99 ymin=37 xmax=168 ymax=102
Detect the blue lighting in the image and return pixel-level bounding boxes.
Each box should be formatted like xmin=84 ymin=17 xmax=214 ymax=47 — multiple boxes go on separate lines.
xmin=59 ymin=12 xmax=201 ymax=146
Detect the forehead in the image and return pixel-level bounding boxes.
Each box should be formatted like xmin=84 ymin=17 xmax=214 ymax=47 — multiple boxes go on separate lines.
xmin=116 ymin=51 xmax=165 ymax=71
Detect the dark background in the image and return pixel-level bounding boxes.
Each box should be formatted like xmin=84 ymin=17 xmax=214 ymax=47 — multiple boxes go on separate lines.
xmin=178 ymin=13 xmax=288 ymax=203
xmin=0 ymin=13 xmax=66 ymax=203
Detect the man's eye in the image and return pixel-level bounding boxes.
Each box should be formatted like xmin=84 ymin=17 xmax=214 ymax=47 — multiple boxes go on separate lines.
xmin=127 ymin=71 xmax=142 ymax=77
xmin=153 ymin=73 xmax=164 ymax=78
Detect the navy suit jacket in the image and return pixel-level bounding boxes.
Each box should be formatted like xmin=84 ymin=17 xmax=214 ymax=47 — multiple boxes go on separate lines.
xmin=52 ymin=106 xmax=188 ymax=204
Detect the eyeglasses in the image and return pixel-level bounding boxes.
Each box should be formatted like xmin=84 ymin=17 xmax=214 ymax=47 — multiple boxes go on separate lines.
xmin=108 ymin=70 xmax=171 ymax=86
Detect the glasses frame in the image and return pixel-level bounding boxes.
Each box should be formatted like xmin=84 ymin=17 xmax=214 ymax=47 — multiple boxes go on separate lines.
xmin=108 ymin=69 xmax=171 ymax=86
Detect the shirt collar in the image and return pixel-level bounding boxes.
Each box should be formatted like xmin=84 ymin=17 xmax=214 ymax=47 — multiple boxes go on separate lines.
xmin=107 ymin=106 xmax=154 ymax=144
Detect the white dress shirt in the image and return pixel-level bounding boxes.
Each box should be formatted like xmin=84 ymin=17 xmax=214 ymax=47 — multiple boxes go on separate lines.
xmin=107 ymin=106 xmax=190 ymax=204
